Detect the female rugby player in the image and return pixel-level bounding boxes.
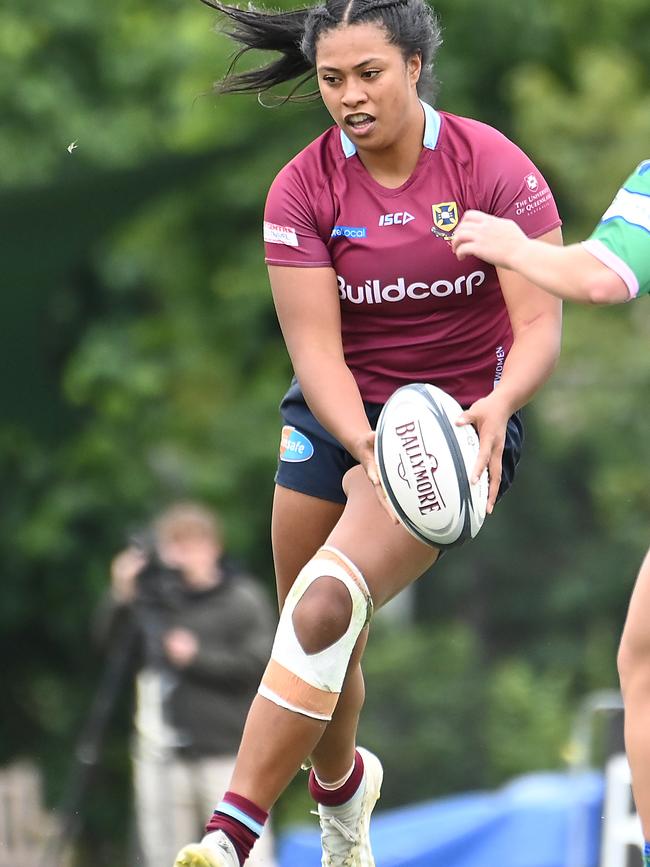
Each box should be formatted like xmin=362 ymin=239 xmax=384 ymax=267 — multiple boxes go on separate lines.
xmin=175 ymin=0 xmax=563 ymax=864
xmin=454 ymin=159 xmax=650 ymax=865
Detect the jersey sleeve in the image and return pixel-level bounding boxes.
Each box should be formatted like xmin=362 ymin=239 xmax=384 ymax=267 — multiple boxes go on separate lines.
xmin=263 ymin=160 xmax=332 ymax=268
xmin=581 ymin=161 xmax=650 ymax=299
xmin=471 ymin=124 xmax=562 ymax=240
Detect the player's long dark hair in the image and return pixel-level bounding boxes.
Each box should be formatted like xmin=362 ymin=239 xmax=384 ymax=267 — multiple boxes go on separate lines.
xmin=198 ymin=0 xmax=442 ymax=101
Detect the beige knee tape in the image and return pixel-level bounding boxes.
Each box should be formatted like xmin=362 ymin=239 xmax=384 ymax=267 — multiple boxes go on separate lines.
xmin=258 ymin=546 xmax=372 ymax=720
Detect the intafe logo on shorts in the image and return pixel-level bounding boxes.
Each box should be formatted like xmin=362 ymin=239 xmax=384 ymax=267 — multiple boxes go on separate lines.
xmin=279 ymin=425 xmax=314 ymax=462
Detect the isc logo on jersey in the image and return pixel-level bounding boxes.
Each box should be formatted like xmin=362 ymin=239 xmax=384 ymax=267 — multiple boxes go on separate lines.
xmin=337 ymin=271 xmax=486 ymax=304
xmin=379 ymin=212 xmax=415 ymax=227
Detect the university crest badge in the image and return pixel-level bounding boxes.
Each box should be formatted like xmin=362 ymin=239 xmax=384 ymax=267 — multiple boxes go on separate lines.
xmin=431 ymin=202 xmax=459 ymax=234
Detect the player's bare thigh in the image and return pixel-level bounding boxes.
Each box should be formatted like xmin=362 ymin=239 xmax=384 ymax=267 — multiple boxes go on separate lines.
xmin=271 ymin=484 xmax=345 ymax=606
xmin=328 ymin=466 xmax=439 ymax=608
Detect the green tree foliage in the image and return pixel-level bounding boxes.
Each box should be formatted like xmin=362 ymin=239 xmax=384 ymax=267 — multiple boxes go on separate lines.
xmin=0 ymin=0 xmax=648 ymax=861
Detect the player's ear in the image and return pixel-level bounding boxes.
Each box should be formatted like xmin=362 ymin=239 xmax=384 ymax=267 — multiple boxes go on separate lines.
xmin=407 ymin=51 xmax=421 ymax=86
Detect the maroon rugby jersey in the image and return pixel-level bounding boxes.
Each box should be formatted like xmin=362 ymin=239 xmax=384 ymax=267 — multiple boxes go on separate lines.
xmin=264 ymin=102 xmax=561 ymax=407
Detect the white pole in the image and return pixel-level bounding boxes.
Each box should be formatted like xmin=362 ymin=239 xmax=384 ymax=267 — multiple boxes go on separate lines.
xmin=599 ymin=753 xmax=643 ymax=867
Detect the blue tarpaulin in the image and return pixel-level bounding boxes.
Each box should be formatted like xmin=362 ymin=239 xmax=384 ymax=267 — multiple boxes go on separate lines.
xmin=277 ymin=771 xmax=604 ymax=867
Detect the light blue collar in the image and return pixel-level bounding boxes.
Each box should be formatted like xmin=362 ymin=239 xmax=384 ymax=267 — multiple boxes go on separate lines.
xmin=339 ymin=99 xmax=441 ymax=158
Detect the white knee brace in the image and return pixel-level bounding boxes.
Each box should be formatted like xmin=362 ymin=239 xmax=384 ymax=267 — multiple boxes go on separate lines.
xmin=258 ymin=546 xmax=373 ymax=721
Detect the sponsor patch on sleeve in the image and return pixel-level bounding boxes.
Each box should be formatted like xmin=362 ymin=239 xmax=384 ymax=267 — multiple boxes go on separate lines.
xmin=512 ymin=178 xmax=554 ymax=219
xmin=279 ymin=425 xmax=314 ymax=462
xmin=264 ymin=221 xmax=299 ymax=247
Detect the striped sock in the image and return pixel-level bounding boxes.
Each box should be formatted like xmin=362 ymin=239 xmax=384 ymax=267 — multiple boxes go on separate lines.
xmin=644 ymin=841 xmax=650 ymax=866
xmin=309 ymin=749 xmax=365 ymax=806
xmin=206 ymin=792 xmax=268 ymax=866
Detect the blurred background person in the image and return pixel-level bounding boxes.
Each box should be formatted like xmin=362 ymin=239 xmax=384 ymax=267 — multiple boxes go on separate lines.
xmin=105 ymin=502 xmax=277 ymax=867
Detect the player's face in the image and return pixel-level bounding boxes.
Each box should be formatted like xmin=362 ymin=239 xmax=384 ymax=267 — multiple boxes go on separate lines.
xmin=315 ymin=22 xmax=421 ymax=152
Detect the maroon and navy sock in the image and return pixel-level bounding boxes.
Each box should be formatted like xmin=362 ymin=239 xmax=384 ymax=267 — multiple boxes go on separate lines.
xmin=309 ymin=749 xmax=365 ymax=807
xmin=206 ymin=791 xmax=268 ymax=866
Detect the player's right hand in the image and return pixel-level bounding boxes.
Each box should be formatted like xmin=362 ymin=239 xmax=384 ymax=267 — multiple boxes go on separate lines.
xmin=352 ymin=430 xmax=400 ymax=524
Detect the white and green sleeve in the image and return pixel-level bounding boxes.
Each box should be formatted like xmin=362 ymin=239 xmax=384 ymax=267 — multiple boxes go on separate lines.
xmin=581 ymin=159 xmax=650 ymax=299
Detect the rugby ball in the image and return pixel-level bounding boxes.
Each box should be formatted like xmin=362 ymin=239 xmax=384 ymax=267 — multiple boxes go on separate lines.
xmin=374 ymin=384 xmax=488 ymax=549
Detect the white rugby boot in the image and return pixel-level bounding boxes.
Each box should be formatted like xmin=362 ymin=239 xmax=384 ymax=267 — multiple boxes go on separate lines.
xmin=173 ymin=830 xmax=239 ymax=867
xmin=316 ymin=747 xmax=383 ymax=866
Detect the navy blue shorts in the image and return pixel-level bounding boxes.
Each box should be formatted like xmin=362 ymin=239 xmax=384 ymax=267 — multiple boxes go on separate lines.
xmin=275 ymin=379 xmax=524 ymax=505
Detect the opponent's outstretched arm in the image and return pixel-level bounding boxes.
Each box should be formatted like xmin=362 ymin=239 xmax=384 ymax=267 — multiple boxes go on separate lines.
xmin=452 ymin=211 xmax=629 ymax=305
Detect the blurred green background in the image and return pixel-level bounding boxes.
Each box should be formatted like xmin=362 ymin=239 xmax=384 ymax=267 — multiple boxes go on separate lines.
xmin=1 ymin=0 xmax=649 ymax=863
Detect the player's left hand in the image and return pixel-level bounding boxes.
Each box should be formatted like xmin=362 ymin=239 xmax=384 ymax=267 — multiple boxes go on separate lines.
xmin=455 ymin=393 xmax=511 ymax=514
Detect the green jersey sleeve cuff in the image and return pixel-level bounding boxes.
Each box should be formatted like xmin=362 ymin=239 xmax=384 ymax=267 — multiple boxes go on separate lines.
xmin=581 ymin=239 xmax=638 ymax=300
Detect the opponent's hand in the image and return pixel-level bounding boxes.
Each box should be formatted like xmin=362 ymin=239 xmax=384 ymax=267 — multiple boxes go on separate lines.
xmin=455 ymin=394 xmax=511 ymax=514
xmin=352 ymin=430 xmax=400 ymax=524
xmin=452 ymin=211 xmax=527 ymax=268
